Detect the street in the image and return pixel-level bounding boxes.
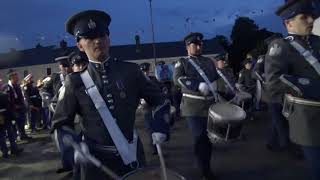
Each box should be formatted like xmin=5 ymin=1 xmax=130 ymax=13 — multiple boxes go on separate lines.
xmin=0 ymin=110 xmax=309 ymax=180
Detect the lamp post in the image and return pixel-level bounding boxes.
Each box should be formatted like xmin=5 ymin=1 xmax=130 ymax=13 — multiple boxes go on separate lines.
xmin=148 ymin=0 xmax=157 ymax=67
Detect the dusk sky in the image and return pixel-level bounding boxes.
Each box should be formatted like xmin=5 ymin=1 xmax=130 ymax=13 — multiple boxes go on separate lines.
xmin=0 ymin=0 xmax=286 ymax=52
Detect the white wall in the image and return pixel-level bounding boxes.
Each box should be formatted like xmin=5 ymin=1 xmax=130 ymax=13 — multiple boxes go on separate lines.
xmin=0 ymin=53 xmax=216 ymax=82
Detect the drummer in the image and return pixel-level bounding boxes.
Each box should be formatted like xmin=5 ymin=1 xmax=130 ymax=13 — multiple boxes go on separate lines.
xmin=265 ymin=0 xmax=320 ymax=179
xmin=173 ymin=32 xmax=218 ymax=180
xmin=51 ymin=10 xmax=170 ymax=179
xmin=215 ymin=54 xmax=237 ymax=101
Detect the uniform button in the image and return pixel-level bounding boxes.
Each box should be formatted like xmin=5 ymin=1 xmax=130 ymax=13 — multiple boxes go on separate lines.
xmin=109 ymin=105 xmax=115 ymax=110
xmin=108 ymin=99 xmax=114 ymax=103
xmin=102 ymin=75 xmax=107 ymax=79
xmin=103 ymin=80 xmax=109 ymax=84
xmin=107 ymin=94 xmax=113 ymax=98
xmin=95 ymin=64 xmax=100 ymax=68
xmin=102 ymin=70 xmax=106 ymax=73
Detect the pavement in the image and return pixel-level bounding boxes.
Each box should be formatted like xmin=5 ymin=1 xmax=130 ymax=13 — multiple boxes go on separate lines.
xmin=0 ymin=109 xmax=310 ymax=180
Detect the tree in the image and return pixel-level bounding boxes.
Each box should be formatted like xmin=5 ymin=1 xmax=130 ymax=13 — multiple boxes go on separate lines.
xmin=228 ymin=16 xmax=282 ymax=73
xmin=211 ymin=35 xmax=231 ymax=52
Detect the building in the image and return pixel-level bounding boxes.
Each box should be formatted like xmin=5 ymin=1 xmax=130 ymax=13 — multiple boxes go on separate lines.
xmin=0 ymin=38 xmax=224 ymax=82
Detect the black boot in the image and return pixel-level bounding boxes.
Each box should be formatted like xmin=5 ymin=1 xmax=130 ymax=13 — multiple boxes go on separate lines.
xmin=11 ymin=147 xmax=23 ymax=156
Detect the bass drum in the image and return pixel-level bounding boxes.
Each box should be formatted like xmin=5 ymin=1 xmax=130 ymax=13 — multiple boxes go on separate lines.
xmin=122 ymin=167 xmax=186 ymax=180
xmin=207 ymin=103 xmax=246 ymax=144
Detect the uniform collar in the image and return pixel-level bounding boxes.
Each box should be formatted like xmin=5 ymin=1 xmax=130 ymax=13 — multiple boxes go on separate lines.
xmin=89 ymin=57 xmax=111 ymax=69
xmin=288 ymin=33 xmax=310 ymax=41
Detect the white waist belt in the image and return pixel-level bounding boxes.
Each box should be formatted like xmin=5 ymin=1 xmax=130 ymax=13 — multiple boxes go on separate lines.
xmin=183 ymin=93 xmax=214 ymax=100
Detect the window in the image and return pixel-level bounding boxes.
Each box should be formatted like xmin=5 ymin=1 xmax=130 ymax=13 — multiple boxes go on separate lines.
xmin=47 ymin=68 xmax=51 ymax=76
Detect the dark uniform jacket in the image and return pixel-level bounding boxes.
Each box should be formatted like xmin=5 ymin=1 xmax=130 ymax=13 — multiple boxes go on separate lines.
xmin=42 ymin=73 xmax=65 ymax=98
xmin=6 ymin=83 xmax=26 ymax=113
xmin=23 ymin=83 xmax=42 ymax=108
xmin=173 ymin=56 xmax=218 ymax=117
xmin=265 ymin=34 xmax=320 ymax=146
xmin=253 ymin=56 xmax=265 ymax=82
xmin=0 ymin=92 xmax=14 ymax=126
xmin=265 ymin=34 xmax=320 ymax=103
xmin=52 ymin=59 xmax=169 ymax=146
xmin=216 ymin=67 xmax=236 ymax=99
xmin=238 ymin=68 xmax=256 ymax=94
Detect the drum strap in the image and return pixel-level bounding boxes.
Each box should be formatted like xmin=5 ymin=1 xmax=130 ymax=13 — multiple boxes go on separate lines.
xmin=59 ymin=73 xmax=65 ymax=86
xmin=287 ymin=37 xmax=320 ymax=76
xmin=80 ymin=70 xmax=138 ymax=165
xmin=188 ymin=58 xmax=219 ymax=100
xmin=216 ymin=68 xmax=236 ymax=93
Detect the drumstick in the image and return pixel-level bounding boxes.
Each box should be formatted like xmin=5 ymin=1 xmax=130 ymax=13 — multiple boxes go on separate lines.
xmin=156 ymin=144 xmax=168 ymax=180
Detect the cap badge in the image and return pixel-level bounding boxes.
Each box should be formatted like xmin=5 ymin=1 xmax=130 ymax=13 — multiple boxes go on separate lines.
xmin=88 ymin=19 xmax=96 ymax=29
xmin=298 ymin=78 xmax=310 ymax=85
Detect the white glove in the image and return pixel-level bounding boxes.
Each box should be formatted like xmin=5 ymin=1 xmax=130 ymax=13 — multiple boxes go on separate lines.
xmin=74 ymin=142 xmax=90 ymax=165
xmin=198 ymin=82 xmax=210 ymax=96
xmin=152 ymin=132 xmax=167 ymax=145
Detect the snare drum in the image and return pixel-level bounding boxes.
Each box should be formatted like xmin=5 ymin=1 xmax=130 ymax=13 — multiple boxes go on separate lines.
xmin=122 ymin=167 xmax=186 ymax=180
xmin=282 ymin=94 xmax=320 ymax=146
xmin=207 ymin=103 xmax=246 ymax=144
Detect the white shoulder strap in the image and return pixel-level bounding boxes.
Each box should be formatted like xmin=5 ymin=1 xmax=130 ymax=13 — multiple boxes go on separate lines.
xmin=188 ymin=58 xmax=219 ymax=100
xmin=216 ymin=68 xmax=236 ymax=93
xmin=287 ymin=37 xmax=320 ymax=76
xmin=80 ymin=70 xmax=137 ymax=165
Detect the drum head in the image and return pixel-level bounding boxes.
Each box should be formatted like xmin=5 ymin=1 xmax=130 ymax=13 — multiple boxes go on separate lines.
xmin=209 ymin=103 xmax=246 ymax=123
xmin=122 ymin=167 xmax=186 ymax=180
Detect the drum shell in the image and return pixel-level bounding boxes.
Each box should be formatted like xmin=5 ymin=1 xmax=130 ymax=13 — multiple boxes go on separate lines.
xmin=207 ymin=103 xmax=246 ymax=143
xmin=122 ymin=167 xmax=186 ymax=180
xmin=282 ymin=95 xmax=320 ymax=146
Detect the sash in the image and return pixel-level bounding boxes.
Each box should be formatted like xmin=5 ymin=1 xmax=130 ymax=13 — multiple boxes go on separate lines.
xmin=80 ymin=70 xmax=137 ymax=165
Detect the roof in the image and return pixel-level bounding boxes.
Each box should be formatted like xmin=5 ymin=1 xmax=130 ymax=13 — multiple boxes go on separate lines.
xmin=0 ymin=39 xmax=224 ymax=69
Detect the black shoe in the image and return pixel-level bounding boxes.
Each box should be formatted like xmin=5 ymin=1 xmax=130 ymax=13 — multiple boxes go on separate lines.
xmin=11 ymin=148 xmax=23 ymax=156
xmin=56 ymin=167 xmax=73 ymax=174
xmin=2 ymin=153 xmax=9 ymax=158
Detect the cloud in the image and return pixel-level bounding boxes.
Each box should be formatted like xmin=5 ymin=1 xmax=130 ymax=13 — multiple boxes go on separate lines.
xmin=0 ymin=0 xmax=284 ymax=52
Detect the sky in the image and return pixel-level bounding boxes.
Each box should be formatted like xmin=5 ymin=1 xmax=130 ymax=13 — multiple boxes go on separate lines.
xmin=0 ymin=0 xmax=286 ymax=52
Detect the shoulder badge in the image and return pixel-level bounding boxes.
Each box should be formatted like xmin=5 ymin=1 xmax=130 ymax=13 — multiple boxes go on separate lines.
xmin=268 ymin=43 xmax=281 ymax=57
xmin=298 ymin=78 xmax=310 ymax=86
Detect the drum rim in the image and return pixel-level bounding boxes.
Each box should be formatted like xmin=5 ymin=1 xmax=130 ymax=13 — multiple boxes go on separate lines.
xmin=121 ymin=166 xmax=186 ymax=180
xmin=209 ymin=103 xmax=246 ymax=121
xmin=285 ymin=94 xmax=320 ymax=107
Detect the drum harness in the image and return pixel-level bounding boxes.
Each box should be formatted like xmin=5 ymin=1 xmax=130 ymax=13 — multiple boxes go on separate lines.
xmin=187 ymin=58 xmax=220 ymax=102
xmin=80 ymin=70 xmax=138 ymax=166
xmin=286 ymin=36 xmax=320 ymax=76
xmin=281 ymin=36 xmax=320 ymax=117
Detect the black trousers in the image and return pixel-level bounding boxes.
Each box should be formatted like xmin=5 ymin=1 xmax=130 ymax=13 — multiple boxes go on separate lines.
xmin=186 ymin=116 xmax=213 ymax=176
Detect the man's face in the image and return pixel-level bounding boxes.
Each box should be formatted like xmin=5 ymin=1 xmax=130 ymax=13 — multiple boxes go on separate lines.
xmin=285 ymin=13 xmax=315 ymax=36
xmin=77 ymin=34 xmax=110 ymax=62
xmin=217 ymin=60 xmax=225 ymax=69
xmin=245 ymin=63 xmax=252 ymax=70
xmin=187 ymin=42 xmax=203 ymax=56
xmin=10 ymin=73 xmax=19 ymax=84
xmin=59 ymin=64 xmax=72 ymax=74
